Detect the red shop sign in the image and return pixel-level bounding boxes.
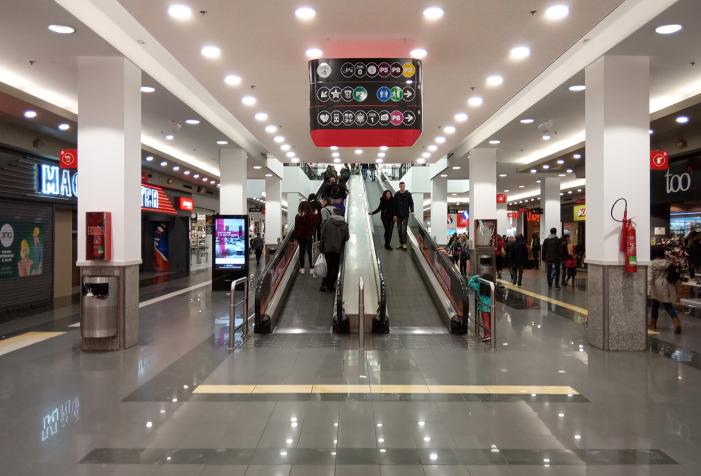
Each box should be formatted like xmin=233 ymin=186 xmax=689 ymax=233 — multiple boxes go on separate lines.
xmin=650 ymin=150 xmax=669 ymax=171
xmin=178 ymin=197 xmax=194 ymax=211
xmin=496 ymin=193 xmax=507 ymax=204
xmin=59 ymin=149 xmax=78 ymax=169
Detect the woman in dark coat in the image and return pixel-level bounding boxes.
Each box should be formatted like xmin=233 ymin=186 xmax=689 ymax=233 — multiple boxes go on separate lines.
xmin=508 ymin=234 xmax=529 ymax=287
xmin=369 ymin=190 xmax=395 ymax=250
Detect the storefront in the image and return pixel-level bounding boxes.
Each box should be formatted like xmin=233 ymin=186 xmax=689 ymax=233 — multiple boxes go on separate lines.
xmin=651 ymin=154 xmax=701 ymax=242
xmin=190 ymin=208 xmax=214 ymax=272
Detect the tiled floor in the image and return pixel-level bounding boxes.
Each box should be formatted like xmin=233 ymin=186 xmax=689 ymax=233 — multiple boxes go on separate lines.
xmin=2 ymin=264 xmax=701 ymax=475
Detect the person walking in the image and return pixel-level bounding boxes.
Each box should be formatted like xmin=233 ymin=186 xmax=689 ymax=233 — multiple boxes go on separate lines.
xmin=369 ymin=189 xmax=395 ymax=250
xmin=393 ymin=181 xmax=414 ymax=250
xmin=320 ymin=208 xmax=350 ymax=292
xmin=531 ymin=233 xmax=541 ymax=266
xmin=495 ymin=235 xmax=505 ymax=279
xmin=508 ymin=234 xmax=528 ymax=286
xmin=307 ymin=193 xmax=322 ymax=241
xmin=458 ymin=234 xmax=469 ymax=277
xmin=648 ymin=245 xmax=682 ymax=334
xmin=542 ymin=227 xmax=562 ymax=288
xmin=294 ymin=201 xmax=317 ymax=275
xmin=251 ymin=233 xmax=264 ymax=266
xmin=560 ymin=234 xmax=571 ymax=287
xmin=339 ymin=164 xmax=351 ymax=186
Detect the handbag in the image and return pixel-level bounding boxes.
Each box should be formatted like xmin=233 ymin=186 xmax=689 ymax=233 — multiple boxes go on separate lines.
xmin=314 ymin=253 xmax=327 ymax=278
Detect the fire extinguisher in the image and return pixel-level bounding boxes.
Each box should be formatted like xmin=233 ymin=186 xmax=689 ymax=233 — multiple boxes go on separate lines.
xmin=611 ymin=198 xmax=637 ymax=273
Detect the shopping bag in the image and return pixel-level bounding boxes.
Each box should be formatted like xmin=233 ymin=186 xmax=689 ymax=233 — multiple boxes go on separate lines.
xmin=314 ymin=253 xmax=327 ymax=278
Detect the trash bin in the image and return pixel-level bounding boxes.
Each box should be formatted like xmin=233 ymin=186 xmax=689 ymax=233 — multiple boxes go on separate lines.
xmin=81 ymin=276 xmax=118 ymax=338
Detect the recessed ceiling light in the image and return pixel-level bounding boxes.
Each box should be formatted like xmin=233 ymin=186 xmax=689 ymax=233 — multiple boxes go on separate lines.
xmin=568 ymin=85 xmax=586 ymax=92
xmin=536 ymin=180 xmax=541 ymax=184
xmin=422 ymin=152 xmax=431 ymax=158
xmin=255 ymin=112 xmax=269 ymax=122
xmin=172 ymin=166 xmax=180 ymax=171
xmin=140 ymin=86 xmax=156 ymax=93
xmin=291 ymin=157 xmax=300 ymax=163
xmin=577 ymin=188 xmax=582 ymax=193
xmin=468 ymin=96 xmax=483 ymax=107
xmin=379 ymin=146 xmax=388 ymax=151
xmin=58 ymin=123 xmax=70 ymax=131
xmin=655 ymin=24 xmax=682 ymax=35
xmin=648 ymin=129 xmax=654 ymax=135
xmin=499 ymin=173 xmax=507 ymax=178
xmin=265 ymin=125 xmax=278 ymax=134
xmin=200 ymin=45 xmax=221 ymax=59
xmin=165 ymin=134 xmax=174 ymax=141
xmin=193 ymin=174 xmax=200 ymax=178
xmin=486 ymin=75 xmax=504 ymax=87
xmin=330 ymin=146 xmax=339 ymax=151
xmin=378 ymin=152 xmax=386 ymax=158
xmin=333 ymin=158 xmax=341 ymax=164
xmin=556 ymin=159 xmax=564 ymax=165
xmin=510 ymin=45 xmax=531 ymax=61
xmin=375 ymin=158 xmax=383 ymax=164
xmin=48 ymin=24 xmax=75 ymax=34
xmin=542 ymin=164 xmax=550 ymax=170
xmin=145 ymin=155 xmax=154 ymax=162
xmin=520 ymin=118 xmax=535 ymax=124
xmin=241 ymin=96 xmax=257 ymax=106
xmin=573 ymin=153 xmax=582 ymax=159
xmin=410 ymin=48 xmax=428 ymax=59
xmin=454 ymin=112 xmax=468 ymax=123
xmin=216 ymin=140 xmax=228 ymax=145
xmin=168 ymin=4 xmax=192 ymax=20
xmin=544 ymin=4 xmax=570 ymax=21
xmin=281 ymin=144 xmax=291 ymax=151
xmin=184 ymin=170 xmax=190 ymax=175
xmin=274 ymin=135 xmax=285 ymax=143
xmin=354 ymin=149 xmax=363 ymax=155
xmin=676 ymin=115 xmax=689 ymax=124
xmin=440 ymin=174 xmax=448 ymax=178
xmin=203 ymin=177 xmax=209 ymax=181
xmin=452 ymin=166 xmax=461 ymax=170
xmin=305 ymin=48 xmax=323 ymax=59
xmin=295 ymin=6 xmax=316 ymax=21
xmin=423 ymin=6 xmax=444 ymax=21
xmin=558 ymin=173 xmax=566 ymax=177
xmin=160 ymin=161 xmax=167 ymax=167
xmin=331 ymin=151 xmax=340 ymax=158
xmin=417 ymin=158 xmax=426 ymax=164
xmin=265 ymin=173 xmax=273 ymax=177
xmin=530 ymin=169 xmax=537 ymax=174
xmin=567 ymin=190 xmax=573 ymax=194
xmin=566 ymin=169 xmax=573 ymax=173
xmin=224 ymin=74 xmax=242 ymax=86
xmin=504 ymin=189 xmax=510 ymax=192
xmin=519 ymin=185 xmax=525 ymax=188
xmin=489 ymin=140 xmax=501 ymax=145
xmin=428 ymin=145 xmax=438 ymax=152
xmin=185 ymin=119 xmax=200 ymax=125
xmin=286 ymin=151 xmax=296 ymax=158
xmin=435 ymin=136 xmax=446 ymax=144
xmin=542 ymin=134 xmax=551 ymax=141
xmin=23 ymin=110 xmax=37 ymax=119
xmin=443 ymin=125 xmax=456 ymax=135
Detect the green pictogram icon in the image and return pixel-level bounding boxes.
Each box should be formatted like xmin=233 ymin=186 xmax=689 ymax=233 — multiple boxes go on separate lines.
xmin=390 ymin=86 xmax=404 ymax=102
xmin=353 ymin=86 xmax=368 ymax=102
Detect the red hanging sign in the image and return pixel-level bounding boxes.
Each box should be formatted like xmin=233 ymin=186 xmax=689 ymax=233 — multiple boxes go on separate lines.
xmin=650 ymin=150 xmax=669 ymax=171
xmin=59 ymin=149 xmax=78 ymax=169
xmin=177 ymin=197 xmax=194 ymax=211
xmin=496 ymin=193 xmax=507 ymax=204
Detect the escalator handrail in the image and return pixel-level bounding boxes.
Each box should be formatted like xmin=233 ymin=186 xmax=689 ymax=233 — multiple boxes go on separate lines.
xmin=334 ymin=177 xmax=352 ymax=326
xmin=379 ymin=174 xmax=470 ymax=323
xmin=360 ymin=177 xmax=387 ymax=325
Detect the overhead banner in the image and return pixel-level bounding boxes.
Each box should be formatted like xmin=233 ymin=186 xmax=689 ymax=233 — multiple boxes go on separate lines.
xmin=308 ymin=58 xmax=423 ymax=147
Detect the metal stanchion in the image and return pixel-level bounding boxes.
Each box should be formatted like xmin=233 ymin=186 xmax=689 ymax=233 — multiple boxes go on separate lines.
xmin=229 ymin=277 xmax=249 ymax=350
xmin=358 ymin=278 xmax=365 ymax=349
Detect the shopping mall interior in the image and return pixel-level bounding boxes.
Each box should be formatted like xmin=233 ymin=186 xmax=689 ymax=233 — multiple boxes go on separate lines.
xmin=1 ymin=1 xmax=700 ymax=475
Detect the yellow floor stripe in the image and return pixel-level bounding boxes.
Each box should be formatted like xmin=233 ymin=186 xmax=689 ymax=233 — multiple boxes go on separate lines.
xmin=0 ymin=332 xmax=65 ymax=357
xmin=497 ymin=279 xmax=589 ymax=315
xmin=192 ymin=384 xmax=579 ymax=395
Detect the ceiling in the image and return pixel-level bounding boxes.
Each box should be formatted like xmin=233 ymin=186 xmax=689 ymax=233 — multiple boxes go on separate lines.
xmin=114 ymin=0 xmax=624 ymax=164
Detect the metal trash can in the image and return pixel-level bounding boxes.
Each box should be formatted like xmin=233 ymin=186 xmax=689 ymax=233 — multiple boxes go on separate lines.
xmin=81 ymin=276 xmax=118 ymax=338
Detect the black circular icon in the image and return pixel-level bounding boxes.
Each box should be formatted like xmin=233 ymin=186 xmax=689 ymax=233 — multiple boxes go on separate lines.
xmin=366 ymin=63 xmax=379 ymax=78
xmin=378 ymin=110 xmax=391 ymax=126
xmin=390 ymin=62 xmax=403 ymax=78
xmin=402 ymin=86 xmax=415 ymax=102
xmin=342 ymin=86 xmax=354 ymax=102
xmin=329 ymin=86 xmax=343 ymax=102
xmin=354 ymin=111 xmax=367 ymax=126
xmin=403 ymin=110 xmax=416 ymax=126
xmin=331 ymin=111 xmax=343 ymax=126
xmin=316 ymin=87 xmax=330 ymax=102
xmin=342 ymin=110 xmax=355 ymax=126
xmin=366 ymin=110 xmax=379 ymax=126
xmin=355 ymin=63 xmax=367 ymax=78
xmin=341 ymin=62 xmax=355 ymax=78
xmin=317 ymin=110 xmax=332 ymax=126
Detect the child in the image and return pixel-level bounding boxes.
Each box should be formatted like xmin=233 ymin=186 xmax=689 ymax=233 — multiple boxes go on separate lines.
xmin=468 ymin=272 xmax=494 ymax=342
xmin=563 ymin=254 xmax=577 ymax=287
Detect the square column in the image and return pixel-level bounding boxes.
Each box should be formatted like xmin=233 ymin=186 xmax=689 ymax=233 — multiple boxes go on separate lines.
xmin=431 ymin=175 xmax=448 ymax=245
xmin=77 ymin=56 xmax=141 ymax=351
xmin=265 ymin=175 xmax=282 ymax=245
xmin=585 ymin=55 xmax=650 ymax=351
xmin=287 ymin=193 xmax=300 ymax=229
xmin=496 ymin=203 xmax=508 ymax=236
xmin=539 ymin=177 xmax=561 ymax=238
xmin=468 ymin=148 xmax=497 ymax=221
xmin=412 ymin=193 xmax=424 ymax=224
xmin=219 ymin=148 xmax=247 ymax=215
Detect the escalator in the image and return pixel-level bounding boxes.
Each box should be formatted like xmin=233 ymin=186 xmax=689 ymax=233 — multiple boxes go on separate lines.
xmin=369 ymin=176 xmax=470 ymax=334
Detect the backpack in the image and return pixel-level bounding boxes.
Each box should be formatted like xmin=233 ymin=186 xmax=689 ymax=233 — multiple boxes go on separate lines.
xmin=666 ymin=264 xmax=680 ymax=284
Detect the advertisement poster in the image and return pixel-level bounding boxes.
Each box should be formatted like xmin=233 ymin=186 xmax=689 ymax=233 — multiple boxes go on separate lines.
xmin=152 ymin=223 xmax=169 ymax=271
xmin=0 ymin=221 xmax=44 ymax=279
xmin=214 ymin=216 xmax=246 ymax=269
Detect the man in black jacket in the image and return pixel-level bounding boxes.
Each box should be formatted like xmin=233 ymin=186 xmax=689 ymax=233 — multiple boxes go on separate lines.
xmin=393 ymin=181 xmax=414 ymax=250
xmin=320 ymin=208 xmax=350 ymax=292
xmin=541 ymin=227 xmax=562 ymax=288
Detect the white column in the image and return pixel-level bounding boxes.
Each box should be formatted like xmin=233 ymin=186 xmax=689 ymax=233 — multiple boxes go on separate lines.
xmin=77 ymin=57 xmax=141 ymax=264
xmin=496 ymin=203 xmax=508 ymax=236
xmin=411 ymin=192 xmax=424 ymax=224
xmin=468 ymin=148 xmax=497 ymax=221
xmin=586 ymin=56 xmax=651 ymax=264
xmin=585 ymin=55 xmax=650 ymax=351
xmin=219 ymin=148 xmax=247 ymax=215
xmin=540 ymin=177 xmax=561 ymax=238
xmin=287 ymin=193 xmax=300 ymax=229
xmin=431 ymin=175 xmax=448 ymax=245
xmin=265 ymin=175 xmax=282 ymax=245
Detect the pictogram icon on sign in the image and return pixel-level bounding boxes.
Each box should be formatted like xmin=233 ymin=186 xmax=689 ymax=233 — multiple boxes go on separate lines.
xmin=355 ymin=111 xmax=367 ymax=125
xmin=390 ymin=62 xmax=403 ymax=78
xmin=342 ymin=87 xmax=354 ymax=102
xmin=354 ymin=63 xmax=367 ymax=78
xmin=316 ymin=87 xmax=330 ymax=102
xmin=403 ymin=110 xmax=416 ymax=126
xmin=341 ymin=62 xmax=354 ymax=78
xmin=59 ymin=149 xmax=78 ymax=169
xmin=390 ymin=110 xmax=404 ymax=126
xmin=329 ymin=86 xmax=342 ymax=101
xmin=353 ymin=86 xmax=368 ymax=102
xmin=402 ymin=86 xmax=415 ymax=101
xmin=390 ymin=86 xmax=404 ymax=102
xmin=331 ymin=111 xmax=343 ymax=126
xmin=378 ymin=62 xmax=391 ymax=78
xmin=366 ymin=111 xmax=379 ymax=126
xmin=650 ymin=150 xmax=669 ymax=171
xmin=378 ymin=110 xmax=391 ymax=126
xmin=317 ymin=63 xmax=332 ymax=79
xmin=366 ymin=63 xmax=378 ymax=77
xmin=342 ymin=110 xmax=355 ymax=126
xmin=317 ymin=111 xmax=332 ymax=126
xmin=376 ymin=86 xmax=391 ymax=102
xmin=402 ymin=63 xmax=416 ymax=78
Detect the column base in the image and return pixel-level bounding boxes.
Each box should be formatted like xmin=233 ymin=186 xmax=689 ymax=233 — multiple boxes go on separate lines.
xmin=80 ymin=264 xmax=139 ymax=351
xmin=586 ymin=264 xmax=647 ymax=351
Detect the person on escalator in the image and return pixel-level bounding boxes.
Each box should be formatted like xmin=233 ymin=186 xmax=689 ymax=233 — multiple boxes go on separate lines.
xmin=294 ymin=201 xmax=317 ymax=275
xmin=468 ymin=272 xmax=495 ymax=342
xmin=320 ymin=199 xmax=336 ymax=225
xmin=320 ymin=208 xmax=350 ymax=293
xmin=393 ymin=181 xmax=414 ymax=250
xmin=308 ymin=193 xmax=322 ymax=241
xmin=369 ymin=190 xmax=395 ymax=250
xmin=340 ymin=164 xmax=351 ymax=186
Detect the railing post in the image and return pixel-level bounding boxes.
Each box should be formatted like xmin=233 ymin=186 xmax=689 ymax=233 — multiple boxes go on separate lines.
xmin=489 ymin=281 xmax=496 ymax=350
xmin=358 ymin=278 xmax=365 ymax=348
xmin=229 ymin=277 xmax=249 ymax=350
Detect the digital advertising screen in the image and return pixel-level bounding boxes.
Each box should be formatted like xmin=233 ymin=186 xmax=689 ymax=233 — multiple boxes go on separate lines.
xmin=213 ymin=215 xmax=248 ymax=270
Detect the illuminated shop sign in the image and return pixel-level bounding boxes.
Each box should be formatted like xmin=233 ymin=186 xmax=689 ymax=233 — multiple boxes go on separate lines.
xmin=141 ymin=186 xmax=159 ymax=209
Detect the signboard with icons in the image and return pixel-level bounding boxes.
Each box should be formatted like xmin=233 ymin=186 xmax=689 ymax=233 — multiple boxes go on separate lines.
xmin=309 ymin=58 xmax=422 ymax=147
